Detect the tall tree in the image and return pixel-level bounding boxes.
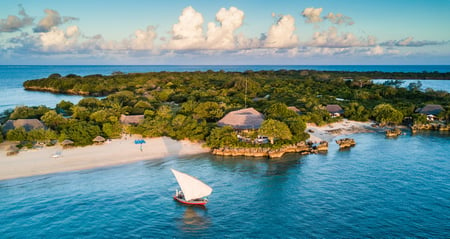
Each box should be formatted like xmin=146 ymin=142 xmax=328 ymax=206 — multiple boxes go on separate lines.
xmin=372 ymin=103 xmax=403 ymax=126
xmin=258 ymin=119 xmax=292 ymax=144
xmin=206 ymin=126 xmax=238 ymax=148
xmin=41 ymin=110 xmax=66 ymax=130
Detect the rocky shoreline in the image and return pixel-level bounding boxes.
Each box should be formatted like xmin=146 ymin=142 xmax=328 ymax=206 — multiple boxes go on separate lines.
xmin=212 ymin=120 xmax=449 ymax=159
xmin=411 ymin=123 xmax=450 ymax=133
xmin=24 ymin=86 xmax=91 ymax=96
xmin=212 ymin=141 xmax=329 ymax=159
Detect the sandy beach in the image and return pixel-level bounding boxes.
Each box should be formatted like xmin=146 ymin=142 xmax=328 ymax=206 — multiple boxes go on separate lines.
xmin=0 ymin=136 xmax=210 ymax=181
xmin=306 ymin=119 xmax=381 ymax=142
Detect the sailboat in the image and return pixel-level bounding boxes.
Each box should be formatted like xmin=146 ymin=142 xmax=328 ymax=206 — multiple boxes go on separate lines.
xmin=171 ymin=169 xmax=213 ymax=205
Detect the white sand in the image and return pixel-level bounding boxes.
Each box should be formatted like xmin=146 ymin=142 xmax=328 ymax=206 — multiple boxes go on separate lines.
xmin=0 ymin=136 xmax=210 ymax=181
xmin=306 ymin=119 xmax=379 ymax=142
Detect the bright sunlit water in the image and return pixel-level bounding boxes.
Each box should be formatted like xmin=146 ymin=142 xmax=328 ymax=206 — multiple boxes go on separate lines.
xmin=1 ymin=132 xmax=449 ymax=238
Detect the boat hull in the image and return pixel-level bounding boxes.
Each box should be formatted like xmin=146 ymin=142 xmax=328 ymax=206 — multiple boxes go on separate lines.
xmin=173 ymin=196 xmax=208 ymax=205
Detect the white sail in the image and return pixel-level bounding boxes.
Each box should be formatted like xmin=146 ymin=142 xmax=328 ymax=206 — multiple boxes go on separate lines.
xmin=171 ymin=169 xmax=213 ymax=201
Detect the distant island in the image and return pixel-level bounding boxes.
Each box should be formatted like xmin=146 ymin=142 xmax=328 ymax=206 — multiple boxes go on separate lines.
xmin=23 ymin=70 xmax=450 ymax=96
xmin=1 ymin=69 xmax=449 ymax=158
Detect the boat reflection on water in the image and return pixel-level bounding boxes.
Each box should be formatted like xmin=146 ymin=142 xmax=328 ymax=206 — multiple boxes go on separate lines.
xmin=176 ymin=206 xmax=211 ymax=234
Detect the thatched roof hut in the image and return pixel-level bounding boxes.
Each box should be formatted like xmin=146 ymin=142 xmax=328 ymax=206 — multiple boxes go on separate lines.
xmin=416 ymin=104 xmax=444 ymax=116
xmin=6 ymin=144 xmax=19 ymax=156
xmin=217 ymin=108 xmax=264 ymax=130
xmin=120 ymin=114 xmax=144 ymax=125
xmin=61 ymin=139 xmax=74 ymax=146
xmin=2 ymin=119 xmax=45 ymax=133
xmin=326 ymin=104 xmax=344 ymax=116
xmin=7 ymin=144 xmax=19 ymax=152
xmin=93 ymin=136 xmax=106 ymax=143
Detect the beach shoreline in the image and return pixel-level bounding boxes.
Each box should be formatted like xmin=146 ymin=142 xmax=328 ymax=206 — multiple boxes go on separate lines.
xmin=0 ymin=136 xmax=210 ymax=181
xmin=305 ymin=119 xmax=385 ymax=142
xmin=0 ymin=120 xmax=389 ymax=181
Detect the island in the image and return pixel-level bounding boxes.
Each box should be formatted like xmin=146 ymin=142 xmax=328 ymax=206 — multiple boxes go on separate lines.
xmin=1 ymin=69 xmax=449 ymax=162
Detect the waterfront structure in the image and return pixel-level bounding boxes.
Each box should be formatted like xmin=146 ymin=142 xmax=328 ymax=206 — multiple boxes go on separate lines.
xmin=326 ymin=104 xmax=344 ymax=117
xmin=415 ymin=104 xmax=444 ymax=121
xmin=217 ymin=108 xmax=264 ymax=130
xmin=93 ymin=136 xmax=106 ymax=144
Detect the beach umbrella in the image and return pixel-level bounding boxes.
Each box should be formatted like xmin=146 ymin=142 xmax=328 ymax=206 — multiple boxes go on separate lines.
xmin=134 ymin=139 xmax=146 ymax=144
xmin=61 ymin=139 xmax=74 ymax=146
xmin=6 ymin=144 xmax=20 ymax=156
xmin=93 ymin=136 xmax=106 ymax=143
xmin=7 ymin=144 xmax=19 ymax=152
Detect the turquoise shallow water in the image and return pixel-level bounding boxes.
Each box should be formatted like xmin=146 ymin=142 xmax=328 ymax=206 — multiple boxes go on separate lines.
xmin=1 ymin=132 xmax=449 ymax=238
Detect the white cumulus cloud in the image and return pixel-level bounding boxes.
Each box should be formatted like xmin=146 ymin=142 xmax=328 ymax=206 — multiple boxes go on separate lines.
xmin=166 ymin=6 xmax=247 ymax=50
xmin=309 ymin=27 xmax=376 ymax=48
xmin=206 ymin=7 xmax=244 ymax=50
xmin=129 ymin=26 xmax=157 ymax=50
xmin=0 ymin=5 xmax=34 ymax=32
xmin=301 ymin=7 xmax=323 ymax=24
xmin=166 ymin=6 xmax=205 ymax=50
xmin=265 ymin=14 xmax=298 ymax=48
xmin=40 ymin=25 xmax=80 ymax=51
xmin=367 ymin=45 xmax=384 ymax=55
xmin=34 ymin=9 xmax=78 ymax=33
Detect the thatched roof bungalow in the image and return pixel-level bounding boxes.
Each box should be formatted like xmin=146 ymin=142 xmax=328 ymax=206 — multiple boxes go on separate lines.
xmin=120 ymin=114 xmax=144 ymax=125
xmin=326 ymin=104 xmax=344 ymax=117
xmin=61 ymin=139 xmax=74 ymax=147
xmin=415 ymin=104 xmax=445 ymax=121
xmin=217 ymin=108 xmax=264 ymax=130
xmin=416 ymin=104 xmax=444 ymax=116
xmin=2 ymin=119 xmax=45 ymax=133
xmin=93 ymin=136 xmax=106 ymax=143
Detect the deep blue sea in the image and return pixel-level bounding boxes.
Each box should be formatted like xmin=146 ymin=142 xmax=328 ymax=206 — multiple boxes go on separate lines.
xmin=1 ymin=65 xmax=450 ymax=113
xmin=0 ymin=65 xmax=450 ymax=238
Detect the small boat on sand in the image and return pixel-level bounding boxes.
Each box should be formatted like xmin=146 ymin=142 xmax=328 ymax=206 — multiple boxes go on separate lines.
xmin=171 ymin=169 xmax=213 ymax=206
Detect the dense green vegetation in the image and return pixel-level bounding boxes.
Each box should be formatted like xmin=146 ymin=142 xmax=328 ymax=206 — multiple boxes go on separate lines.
xmin=1 ymin=70 xmax=448 ymax=148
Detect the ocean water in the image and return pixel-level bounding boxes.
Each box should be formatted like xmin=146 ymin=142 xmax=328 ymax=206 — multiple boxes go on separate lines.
xmin=1 ymin=65 xmax=449 ymax=113
xmin=372 ymin=79 xmax=450 ymax=92
xmin=0 ymin=132 xmax=449 ymax=238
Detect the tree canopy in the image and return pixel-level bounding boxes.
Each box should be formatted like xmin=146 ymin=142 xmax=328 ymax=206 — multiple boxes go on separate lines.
xmin=2 ymin=69 xmax=446 ymax=148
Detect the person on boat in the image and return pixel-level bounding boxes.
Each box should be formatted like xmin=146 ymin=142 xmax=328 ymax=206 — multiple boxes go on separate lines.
xmin=176 ymin=189 xmax=184 ymax=199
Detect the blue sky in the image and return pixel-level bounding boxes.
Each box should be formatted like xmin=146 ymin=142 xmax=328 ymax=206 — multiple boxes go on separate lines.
xmin=1 ymin=0 xmax=449 ymax=65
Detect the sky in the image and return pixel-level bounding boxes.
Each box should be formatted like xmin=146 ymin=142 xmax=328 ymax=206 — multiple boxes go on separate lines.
xmin=1 ymin=0 xmax=449 ymax=65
